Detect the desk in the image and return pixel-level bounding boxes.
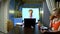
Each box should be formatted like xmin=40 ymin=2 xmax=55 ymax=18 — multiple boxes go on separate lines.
xmin=8 ymin=24 xmax=42 ymax=34
xmin=8 ymin=24 xmax=60 ymax=34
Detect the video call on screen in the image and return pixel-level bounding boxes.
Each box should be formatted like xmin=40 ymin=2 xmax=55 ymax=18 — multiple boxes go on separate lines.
xmin=22 ymin=8 xmax=39 ymax=23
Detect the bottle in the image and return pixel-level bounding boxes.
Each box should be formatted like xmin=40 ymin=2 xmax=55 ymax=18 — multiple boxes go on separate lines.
xmin=38 ymin=20 xmax=41 ymax=30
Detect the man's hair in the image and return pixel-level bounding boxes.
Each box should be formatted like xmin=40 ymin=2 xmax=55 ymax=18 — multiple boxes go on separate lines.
xmin=29 ymin=9 xmax=33 ymax=12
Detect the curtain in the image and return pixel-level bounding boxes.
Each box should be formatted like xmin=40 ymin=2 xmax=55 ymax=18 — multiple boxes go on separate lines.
xmin=56 ymin=1 xmax=60 ymax=8
xmin=0 ymin=0 xmax=10 ymax=33
xmin=46 ymin=0 xmax=56 ymax=14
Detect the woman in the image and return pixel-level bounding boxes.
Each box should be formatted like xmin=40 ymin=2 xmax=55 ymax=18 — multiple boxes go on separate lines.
xmin=49 ymin=8 xmax=60 ymax=32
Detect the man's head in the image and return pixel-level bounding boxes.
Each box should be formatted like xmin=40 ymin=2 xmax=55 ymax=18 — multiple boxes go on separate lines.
xmin=29 ymin=9 xmax=33 ymax=14
xmin=29 ymin=9 xmax=33 ymax=17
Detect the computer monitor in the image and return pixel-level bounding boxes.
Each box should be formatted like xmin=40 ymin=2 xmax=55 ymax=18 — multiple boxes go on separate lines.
xmin=24 ymin=18 xmax=36 ymax=28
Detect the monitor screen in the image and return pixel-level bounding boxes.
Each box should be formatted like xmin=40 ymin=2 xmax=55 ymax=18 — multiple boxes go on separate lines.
xmin=24 ymin=18 xmax=36 ymax=27
xmin=22 ymin=8 xmax=39 ymax=23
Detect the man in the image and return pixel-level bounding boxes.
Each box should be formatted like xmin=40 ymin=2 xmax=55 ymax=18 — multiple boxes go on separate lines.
xmin=28 ymin=9 xmax=35 ymax=28
xmin=29 ymin=9 xmax=33 ymax=18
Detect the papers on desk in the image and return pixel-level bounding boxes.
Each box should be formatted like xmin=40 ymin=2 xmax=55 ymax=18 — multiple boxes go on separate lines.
xmin=16 ymin=23 xmax=23 ymax=25
xmin=40 ymin=26 xmax=48 ymax=30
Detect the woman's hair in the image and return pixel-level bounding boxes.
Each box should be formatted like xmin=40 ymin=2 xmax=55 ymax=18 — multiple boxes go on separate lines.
xmin=50 ymin=15 xmax=56 ymax=20
xmin=50 ymin=8 xmax=60 ymax=20
xmin=53 ymin=8 xmax=60 ymax=15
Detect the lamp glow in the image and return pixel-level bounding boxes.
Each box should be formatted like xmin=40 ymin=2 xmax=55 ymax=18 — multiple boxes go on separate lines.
xmin=9 ymin=10 xmax=14 ymax=14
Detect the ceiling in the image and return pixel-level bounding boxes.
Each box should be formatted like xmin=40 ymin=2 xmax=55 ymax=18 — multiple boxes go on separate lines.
xmin=23 ymin=0 xmax=45 ymax=4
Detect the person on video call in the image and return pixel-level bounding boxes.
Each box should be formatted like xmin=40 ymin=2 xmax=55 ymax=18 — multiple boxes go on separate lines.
xmin=49 ymin=8 xmax=60 ymax=32
xmin=29 ymin=9 xmax=33 ymax=18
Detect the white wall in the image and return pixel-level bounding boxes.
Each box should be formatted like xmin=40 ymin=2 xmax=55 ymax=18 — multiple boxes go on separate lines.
xmin=0 ymin=0 xmax=10 ymax=33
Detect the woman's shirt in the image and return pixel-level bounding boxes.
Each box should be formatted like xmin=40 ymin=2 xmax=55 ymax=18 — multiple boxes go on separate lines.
xmin=50 ymin=18 xmax=60 ymax=31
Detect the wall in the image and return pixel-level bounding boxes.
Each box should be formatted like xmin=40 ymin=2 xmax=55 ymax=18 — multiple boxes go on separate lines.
xmin=9 ymin=0 xmax=14 ymax=22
